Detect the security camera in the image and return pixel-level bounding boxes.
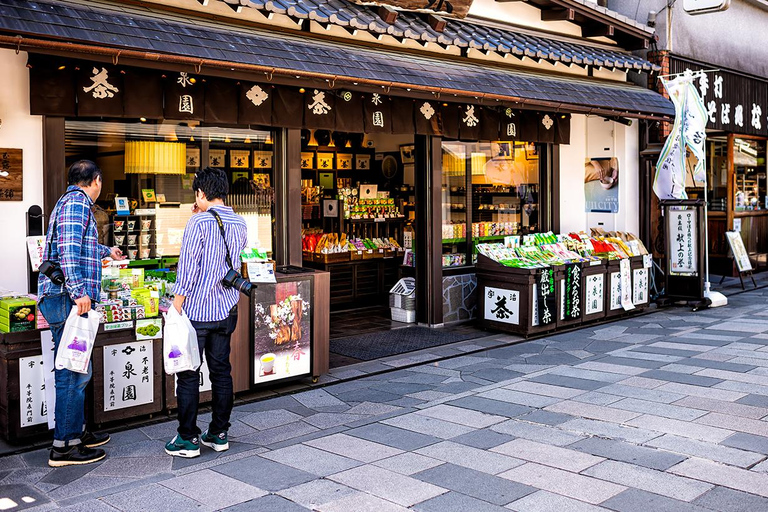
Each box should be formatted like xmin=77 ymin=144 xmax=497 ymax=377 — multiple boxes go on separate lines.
xmin=647 ymin=10 xmax=657 ymax=27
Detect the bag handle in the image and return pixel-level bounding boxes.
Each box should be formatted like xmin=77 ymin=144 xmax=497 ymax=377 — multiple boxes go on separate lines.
xmin=209 ymin=209 xmax=234 ymax=271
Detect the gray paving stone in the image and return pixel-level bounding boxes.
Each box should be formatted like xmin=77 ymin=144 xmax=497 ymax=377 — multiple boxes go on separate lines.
xmin=693 ymin=486 xmax=768 ymax=512
xmin=239 ymin=409 xmax=303 ymax=430
xmin=517 ymin=409 xmax=574 ymax=426
xmin=611 ymin=397 xmax=707 ymax=421
xmin=627 ymin=414 xmax=733 ymax=443
xmin=583 ymin=460 xmax=713 ymax=501
xmin=451 ymin=428 xmax=516 ymax=449
xmin=528 ymin=374 xmax=607 ymax=391
xmin=491 ymin=419 xmax=586 ymax=446
xmin=212 ymin=455 xmax=316 ymax=491
xmin=669 ymin=457 xmax=768 ymax=498
xmin=139 ymin=421 xmax=179 ymax=440
xmin=236 ymin=420 xmax=318 ymax=446
xmin=697 ymin=411 xmax=768 ymax=437
xmin=491 ymin=438 xmax=603 ymax=472
xmin=372 ymin=452 xmax=445 ymax=476
xmin=416 ymin=404 xmax=507 ymax=428
xmin=314 ymin=491 xmax=410 ymax=512
xmin=594 ymin=356 xmax=666 ymax=370
xmin=221 ymin=494 xmax=310 ymax=511
xmin=721 ymin=432 xmax=768 ymax=455
xmin=506 ymin=490 xmax=609 ymax=512
xmin=101 ymin=483 xmax=201 ymax=512
xmin=477 ymin=389 xmax=562 ymax=408
xmin=58 ymin=499 xmax=120 ymax=512
xmin=413 ymin=463 xmax=535 ymax=506
xmin=1 ymin=468 xmax=52 ymax=486
xmin=382 ymin=412 xmax=476 ymax=439
xmin=524 ymin=353 xmax=582 ymax=366
xmin=646 ymin=434 xmax=764 ymax=468
xmin=657 ymin=382 xmax=746 ymax=402
xmin=333 ymin=388 xmax=402 ymax=403
xmin=90 ymin=456 xmax=171 ymax=478
xmin=432 ymin=381 xmax=485 ymax=394
xmin=0 ymin=454 xmax=24 ymax=471
xmin=304 ymin=433 xmax=403 ymax=462
xmin=633 ymin=346 xmax=704 ymax=358
xmin=672 ymin=395 xmax=768 ymax=419
xmin=38 ymin=464 xmax=97 ymax=486
xmin=470 ymin=368 xmax=524 ymax=383
xmin=261 ymin=444 xmax=362 ymax=476
xmin=639 ymin=370 xmax=723 ymax=387
xmin=569 ymin=437 xmax=685 ymax=471
xmin=160 ymin=468 xmax=267 ymax=509
xmin=549 ymin=366 xmax=628 ymax=383
xmin=386 ymin=397 xmax=428 ymax=407
xmin=504 ymin=380 xmax=587 ymax=399
xmin=302 ymin=412 xmax=365 ymax=429
xmin=444 ymin=396 xmax=533 ymax=418
xmin=599 ymin=383 xmax=687 ymax=403
xmin=416 ymin=441 xmax=524 ymax=474
xmin=108 ymin=428 xmax=151 ymax=445
xmin=22 ymin=449 xmax=56 ymax=468
xmin=600 ymin=488 xmax=708 ymax=512
xmin=277 ymin=478 xmax=357 ymax=510
xmin=370 ymin=382 xmax=436 ymax=396
xmin=499 ymin=462 xmax=625 ymax=504
xmin=571 ymin=391 xmax=624 ymax=406
xmin=709 ymin=321 xmax=768 ymax=333
xmin=391 ymin=372 xmax=448 ymax=385
xmin=575 ymin=361 xmax=649 ymax=376
xmin=413 ymin=491 xmax=509 ymax=512
xmin=545 ymin=400 xmax=641 ymax=423
xmin=346 ymin=423 xmax=442 ymax=451
xmin=736 ymin=393 xmax=768 ymax=408
xmin=329 ymin=464 xmax=447 ymax=507
xmin=674 ymin=357 xmax=758 ymax=373
xmin=558 ymin=418 xmax=661 ymax=444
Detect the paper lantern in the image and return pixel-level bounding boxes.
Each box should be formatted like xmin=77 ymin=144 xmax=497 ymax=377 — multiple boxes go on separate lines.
xmin=124 ymin=141 xmax=186 ymax=175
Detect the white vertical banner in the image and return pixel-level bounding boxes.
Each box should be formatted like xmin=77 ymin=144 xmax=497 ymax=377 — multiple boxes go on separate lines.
xmin=620 ymin=259 xmax=635 ymax=311
xmin=684 ymin=80 xmax=708 ymax=183
xmin=654 ymin=77 xmax=690 ymax=200
xmin=19 ymin=355 xmax=47 ymax=428
xmin=40 ymin=330 xmax=56 ymax=430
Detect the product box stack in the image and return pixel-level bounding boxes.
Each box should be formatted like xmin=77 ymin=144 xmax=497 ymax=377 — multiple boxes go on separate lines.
xmin=0 ymin=296 xmax=37 ymax=333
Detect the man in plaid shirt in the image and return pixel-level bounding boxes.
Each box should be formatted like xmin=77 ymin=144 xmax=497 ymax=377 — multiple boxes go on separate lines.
xmin=38 ymin=160 xmax=122 ymax=467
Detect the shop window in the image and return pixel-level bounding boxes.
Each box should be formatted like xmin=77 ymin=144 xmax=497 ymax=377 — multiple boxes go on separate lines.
xmin=441 ymin=140 xmax=541 ymax=268
xmin=64 ymin=120 xmax=275 ymax=261
xmin=733 ymin=139 xmax=767 ymax=212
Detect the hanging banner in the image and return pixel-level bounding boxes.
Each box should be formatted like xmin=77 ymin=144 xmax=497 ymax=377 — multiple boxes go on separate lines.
xmin=683 ymin=80 xmax=708 ymax=183
xmin=479 ymin=107 xmax=500 ymax=141
xmin=77 ymin=64 xmax=124 ymax=117
xmin=620 ymin=258 xmax=635 ymax=311
xmin=668 ymin=208 xmax=698 ymax=274
xmin=304 ymin=88 xmax=336 ymax=130
xmin=459 ymin=104 xmax=481 ymax=140
xmin=363 ymin=93 xmax=392 ymax=133
xmin=335 ymin=90 xmax=365 ymax=133
xmin=555 ymin=113 xmax=571 ymax=144
xmin=653 ymin=77 xmax=689 ymax=200
xmin=537 ymin=267 xmax=556 ymax=325
xmin=391 ymin=97 xmax=415 ymax=134
xmin=484 ymin=286 xmax=520 ymax=325
xmin=440 ymin=103 xmax=460 ymax=139
xmin=239 ymin=82 xmax=273 ymax=125
xmin=499 ymin=108 xmax=519 ymax=140
xmin=123 ymin=67 xmax=164 ymax=119
xmin=537 ymin=112 xmax=556 ymax=143
xmin=164 ymin=72 xmax=205 ymax=121
xmin=415 ymin=99 xmax=442 ymax=135
xmin=28 ymin=55 xmax=76 ymax=116
xmin=204 ymin=78 xmax=239 ymax=125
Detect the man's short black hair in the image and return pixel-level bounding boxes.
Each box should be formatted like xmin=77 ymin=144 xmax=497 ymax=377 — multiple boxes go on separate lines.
xmin=68 ymin=160 xmax=102 ymax=186
xmin=193 ymin=167 xmax=229 ymax=201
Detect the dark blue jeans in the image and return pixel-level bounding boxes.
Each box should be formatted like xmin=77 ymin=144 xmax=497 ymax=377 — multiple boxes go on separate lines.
xmin=38 ymin=292 xmax=91 ymax=446
xmin=176 ymin=309 xmax=238 ymax=440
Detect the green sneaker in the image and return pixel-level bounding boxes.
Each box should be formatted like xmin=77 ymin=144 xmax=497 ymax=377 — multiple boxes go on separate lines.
xmin=200 ymin=429 xmax=229 ymax=452
xmin=164 ymin=435 xmax=200 ymax=458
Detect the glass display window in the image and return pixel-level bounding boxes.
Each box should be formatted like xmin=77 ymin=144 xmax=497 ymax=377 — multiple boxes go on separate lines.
xmin=733 ymin=138 xmax=767 ymax=212
xmin=441 ymin=140 xmax=542 ymax=268
xmin=65 ymin=119 xmax=275 ymax=261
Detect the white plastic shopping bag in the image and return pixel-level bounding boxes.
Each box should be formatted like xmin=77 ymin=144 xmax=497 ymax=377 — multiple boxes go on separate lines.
xmin=163 ymin=306 xmax=200 ymax=374
xmin=55 ymin=306 xmax=99 ymax=374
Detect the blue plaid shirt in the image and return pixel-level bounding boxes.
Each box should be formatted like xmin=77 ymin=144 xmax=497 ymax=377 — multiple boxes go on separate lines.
xmin=38 ymin=186 xmax=110 ymax=302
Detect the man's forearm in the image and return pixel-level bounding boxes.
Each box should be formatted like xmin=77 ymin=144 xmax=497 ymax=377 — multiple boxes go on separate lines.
xmin=173 ymin=294 xmax=186 ymax=313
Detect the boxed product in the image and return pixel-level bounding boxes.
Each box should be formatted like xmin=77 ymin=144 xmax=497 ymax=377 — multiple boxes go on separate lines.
xmin=0 ymin=296 xmax=37 ymax=333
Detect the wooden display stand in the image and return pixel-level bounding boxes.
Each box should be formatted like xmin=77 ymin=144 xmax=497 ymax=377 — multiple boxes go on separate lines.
xmin=582 ymin=260 xmax=609 ymax=323
xmin=604 ymin=259 xmax=626 ymax=319
xmin=721 ymin=230 xmax=757 ymax=290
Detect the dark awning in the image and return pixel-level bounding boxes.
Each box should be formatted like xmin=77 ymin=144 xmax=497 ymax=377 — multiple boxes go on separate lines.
xmin=0 ymin=0 xmax=673 ymax=118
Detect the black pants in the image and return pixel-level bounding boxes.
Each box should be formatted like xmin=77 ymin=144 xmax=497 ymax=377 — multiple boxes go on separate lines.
xmin=176 ymin=308 xmax=238 ymax=440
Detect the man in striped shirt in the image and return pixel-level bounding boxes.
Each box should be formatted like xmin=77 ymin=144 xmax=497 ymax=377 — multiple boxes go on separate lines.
xmin=166 ymin=167 xmax=248 ymax=458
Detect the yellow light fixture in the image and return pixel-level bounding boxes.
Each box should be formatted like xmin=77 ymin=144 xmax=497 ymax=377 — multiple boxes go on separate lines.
xmin=57 ymin=65 xmax=66 ymax=70
xmin=139 ymin=117 xmax=147 ymax=122
xmin=299 ymin=88 xmax=306 ymax=94
xmin=190 ymin=136 xmax=195 ymax=142
xmin=265 ymin=133 xmax=273 ymax=144
xmin=307 ymin=130 xmax=318 ymax=147
xmin=124 ymin=141 xmax=186 ymax=175
xmin=244 ymin=136 xmax=252 ymax=144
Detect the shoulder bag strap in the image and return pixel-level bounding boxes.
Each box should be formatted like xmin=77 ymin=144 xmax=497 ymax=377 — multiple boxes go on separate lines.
xmin=209 ymin=209 xmax=235 ymax=270
xmin=45 ymin=189 xmax=93 ymax=261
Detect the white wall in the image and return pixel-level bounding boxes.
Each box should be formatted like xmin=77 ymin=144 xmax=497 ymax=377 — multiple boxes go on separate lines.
xmin=558 ymin=114 xmax=639 ymax=235
xmin=0 ymin=49 xmax=44 ymax=293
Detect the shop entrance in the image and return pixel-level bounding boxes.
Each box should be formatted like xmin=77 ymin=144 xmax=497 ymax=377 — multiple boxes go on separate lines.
xmin=299 ymin=130 xmax=417 ymax=349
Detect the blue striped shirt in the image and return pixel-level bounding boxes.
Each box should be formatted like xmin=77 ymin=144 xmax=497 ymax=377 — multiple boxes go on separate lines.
xmin=175 ymin=205 xmax=248 ymax=322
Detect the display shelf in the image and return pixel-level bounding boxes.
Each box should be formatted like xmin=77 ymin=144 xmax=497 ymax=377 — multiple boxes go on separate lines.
xmin=348 ymin=217 xmax=406 ymax=223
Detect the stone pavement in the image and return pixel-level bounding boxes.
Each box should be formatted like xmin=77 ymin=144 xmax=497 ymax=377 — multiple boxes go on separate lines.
xmin=5 ymin=289 xmax=768 ymax=511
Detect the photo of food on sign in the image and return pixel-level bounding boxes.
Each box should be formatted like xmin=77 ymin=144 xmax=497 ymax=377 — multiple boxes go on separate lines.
xmin=252 ymin=280 xmax=312 ymax=384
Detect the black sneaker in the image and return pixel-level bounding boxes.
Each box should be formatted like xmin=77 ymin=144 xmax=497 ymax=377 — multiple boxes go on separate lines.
xmin=49 ymin=445 xmax=106 ymax=467
xmin=80 ymin=431 xmax=110 ymax=448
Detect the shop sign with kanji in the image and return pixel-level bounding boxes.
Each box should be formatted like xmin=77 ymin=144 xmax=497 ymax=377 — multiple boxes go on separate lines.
xmin=668 ymin=209 xmax=698 ymax=274
xmin=0 ymin=149 xmax=22 ymax=201
xmin=19 ymin=355 xmax=48 ymax=428
xmin=537 ymin=268 xmax=556 ymax=326
xmin=484 ymin=286 xmax=520 ymax=325
xmin=585 ymin=274 xmax=604 ymax=315
xmin=103 ymin=341 xmax=154 ymax=411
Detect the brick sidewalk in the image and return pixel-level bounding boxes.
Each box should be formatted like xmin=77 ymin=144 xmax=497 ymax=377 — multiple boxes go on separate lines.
xmin=4 ymin=290 xmax=768 ymax=511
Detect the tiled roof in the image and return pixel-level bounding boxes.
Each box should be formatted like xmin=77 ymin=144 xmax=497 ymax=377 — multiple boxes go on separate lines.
xmin=0 ymin=0 xmax=674 ymax=116
xmin=218 ymin=0 xmax=658 ymax=71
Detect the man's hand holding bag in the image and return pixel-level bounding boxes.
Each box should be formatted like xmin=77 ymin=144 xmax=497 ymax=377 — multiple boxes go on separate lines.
xmin=163 ymin=306 xmax=201 ymax=374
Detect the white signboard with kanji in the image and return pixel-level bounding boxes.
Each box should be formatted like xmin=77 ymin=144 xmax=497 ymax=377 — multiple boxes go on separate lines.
xmin=585 ymin=274 xmax=604 ymax=315
xmin=484 ymin=287 xmax=520 ymax=325
xmin=174 ymin=357 xmax=212 ymax=395
xmin=620 ymin=259 xmax=635 ymax=311
xmin=19 ymin=355 xmax=48 ymax=428
xmin=609 ymin=272 xmax=622 ymax=310
xmin=633 ymin=268 xmax=650 ymax=305
xmin=103 ymin=341 xmax=154 ymax=411
xmin=669 ymin=209 xmax=698 ymax=274
xmin=531 ymin=284 xmax=539 ymax=327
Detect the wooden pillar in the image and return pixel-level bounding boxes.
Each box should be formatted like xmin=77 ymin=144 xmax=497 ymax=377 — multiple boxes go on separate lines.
xmin=273 ymin=128 xmax=303 ymax=266
xmin=550 ymin=144 xmax=560 ymax=234
xmin=415 ymin=135 xmax=443 ymax=326
xmin=726 ymin=133 xmax=735 ymax=231
xmin=43 ymin=117 xmax=66 ymax=216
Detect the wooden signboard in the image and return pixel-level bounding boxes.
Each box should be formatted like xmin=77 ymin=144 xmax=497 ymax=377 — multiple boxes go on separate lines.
xmin=0 ymin=149 xmax=22 ymax=201
xmin=349 ymin=0 xmax=474 ymax=18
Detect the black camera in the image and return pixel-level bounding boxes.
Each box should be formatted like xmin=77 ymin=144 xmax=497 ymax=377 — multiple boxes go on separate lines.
xmin=39 ymin=260 xmax=66 ymax=286
xmin=222 ymin=268 xmax=252 ymax=295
